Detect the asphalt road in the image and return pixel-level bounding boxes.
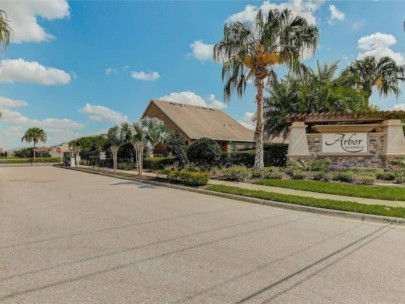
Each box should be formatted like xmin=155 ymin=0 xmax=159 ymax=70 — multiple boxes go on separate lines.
xmin=0 ymin=167 xmax=404 ymax=304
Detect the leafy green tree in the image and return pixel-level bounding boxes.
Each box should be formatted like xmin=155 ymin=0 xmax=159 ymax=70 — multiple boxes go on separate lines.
xmin=341 ymin=56 xmax=405 ymax=107
xmin=264 ymin=61 xmax=366 ymax=140
xmin=187 ymin=138 xmax=221 ymax=171
xmin=21 ymin=128 xmax=47 ymax=162
xmin=167 ymin=131 xmax=188 ymax=168
xmin=214 ymin=8 xmax=319 ymax=169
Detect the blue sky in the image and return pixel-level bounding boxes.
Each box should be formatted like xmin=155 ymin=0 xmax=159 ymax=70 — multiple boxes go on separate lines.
xmin=0 ymin=0 xmax=404 ymax=149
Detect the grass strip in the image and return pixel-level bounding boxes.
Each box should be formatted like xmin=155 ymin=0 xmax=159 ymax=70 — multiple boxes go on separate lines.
xmin=253 ymin=179 xmax=405 ymax=201
xmin=206 ymin=184 xmax=405 ymax=219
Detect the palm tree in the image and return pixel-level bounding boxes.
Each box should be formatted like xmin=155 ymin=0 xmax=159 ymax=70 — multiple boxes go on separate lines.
xmin=0 ymin=10 xmax=11 ymax=118
xmin=0 ymin=10 xmax=11 ymax=50
xmin=341 ymin=56 xmax=405 ymax=107
xmin=214 ymin=8 xmax=319 ymax=169
xmin=142 ymin=117 xmax=171 ymax=157
xmin=264 ymin=61 xmax=365 ymax=140
xmin=107 ymin=125 xmax=122 ymax=173
xmin=131 ymin=121 xmax=148 ymax=175
xmin=21 ymin=128 xmax=47 ymax=162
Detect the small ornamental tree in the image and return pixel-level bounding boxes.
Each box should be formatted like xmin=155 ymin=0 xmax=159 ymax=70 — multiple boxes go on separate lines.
xmin=187 ymin=137 xmax=221 ymax=170
xmin=167 ymin=131 xmax=188 ymax=168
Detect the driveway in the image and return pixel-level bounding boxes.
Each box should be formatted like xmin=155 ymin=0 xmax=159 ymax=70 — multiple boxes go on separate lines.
xmin=0 ymin=167 xmax=404 ymax=303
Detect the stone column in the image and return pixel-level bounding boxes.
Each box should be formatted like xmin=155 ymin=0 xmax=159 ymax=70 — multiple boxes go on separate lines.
xmin=287 ymin=122 xmax=310 ymax=157
xmin=381 ymin=119 xmax=405 ymax=156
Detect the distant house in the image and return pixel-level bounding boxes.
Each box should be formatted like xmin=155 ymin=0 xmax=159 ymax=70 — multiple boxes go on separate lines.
xmin=142 ymin=99 xmax=254 ymax=153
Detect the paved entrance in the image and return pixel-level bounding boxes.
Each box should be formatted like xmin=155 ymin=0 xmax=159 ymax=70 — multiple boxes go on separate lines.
xmin=0 ymin=167 xmax=404 ymax=303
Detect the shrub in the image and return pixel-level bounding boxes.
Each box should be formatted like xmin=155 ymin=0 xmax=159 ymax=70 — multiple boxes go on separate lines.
xmin=263 ymin=143 xmax=288 ymax=167
xmin=287 ymin=158 xmax=332 ymax=172
xmin=333 ymin=171 xmax=356 ymax=183
xmin=167 ymin=131 xmax=188 ymax=168
xmin=313 ymin=171 xmax=335 ymax=182
xmin=352 ymin=174 xmax=376 ymax=185
xmin=187 ymin=138 xmax=221 ymax=170
xmin=394 ymin=171 xmax=405 ymax=184
xmin=117 ymin=162 xmax=135 ymax=170
xmin=222 ymin=166 xmax=252 ymax=182
xmin=167 ymin=170 xmax=209 ymax=186
xmin=143 ymin=157 xmax=174 ymax=170
xmin=221 ymin=150 xmax=255 ymax=168
xmin=376 ymin=169 xmax=396 ymax=181
xmin=289 ymin=169 xmax=306 ymax=180
xmin=253 ymin=167 xmax=284 ymax=179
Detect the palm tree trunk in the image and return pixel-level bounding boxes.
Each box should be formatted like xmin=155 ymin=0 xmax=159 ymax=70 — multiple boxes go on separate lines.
xmin=33 ymin=142 xmax=36 ymax=163
xmin=254 ymin=78 xmax=265 ymax=170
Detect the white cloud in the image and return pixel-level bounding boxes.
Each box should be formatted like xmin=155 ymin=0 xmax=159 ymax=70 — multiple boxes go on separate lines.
xmin=388 ymin=104 xmax=405 ymax=111
xmin=0 ymin=107 xmax=84 ymax=148
xmin=352 ymin=21 xmax=363 ymax=31
xmin=190 ymin=40 xmax=214 ymax=61
xmin=0 ymin=59 xmax=71 ymax=85
xmin=0 ymin=96 xmax=28 ymax=108
xmin=131 ymin=71 xmax=160 ymax=81
xmin=105 ymin=67 xmax=117 ymax=75
xmin=208 ymin=94 xmax=227 ymax=110
xmin=238 ymin=112 xmax=256 ymax=130
xmin=0 ymin=108 xmax=83 ymax=130
xmin=158 ymin=91 xmax=227 ymax=109
xmin=2 ymin=0 xmax=70 ymax=43
xmin=328 ymin=4 xmax=345 ymax=24
xmin=79 ymin=103 xmax=128 ymax=124
xmin=227 ymin=0 xmax=323 ymax=25
xmin=357 ymin=32 xmax=405 ymax=65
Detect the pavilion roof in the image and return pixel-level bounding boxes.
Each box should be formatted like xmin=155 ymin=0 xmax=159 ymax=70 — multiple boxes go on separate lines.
xmin=285 ymin=111 xmax=405 ymax=123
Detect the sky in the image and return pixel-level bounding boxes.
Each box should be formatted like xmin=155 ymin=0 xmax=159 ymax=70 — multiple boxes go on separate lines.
xmin=0 ymin=0 xmax=404 ymax=150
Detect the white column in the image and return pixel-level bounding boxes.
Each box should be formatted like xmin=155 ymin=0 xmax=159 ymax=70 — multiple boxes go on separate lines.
xmin=287 ymin=122 xmax=310 ymax=157
xmin=381 ymin=119 xmax=405 ymax=156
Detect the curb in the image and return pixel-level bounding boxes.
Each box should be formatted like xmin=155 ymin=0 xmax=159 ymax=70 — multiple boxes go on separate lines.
xmin=59 ymin=166 xmax=405 ymax=226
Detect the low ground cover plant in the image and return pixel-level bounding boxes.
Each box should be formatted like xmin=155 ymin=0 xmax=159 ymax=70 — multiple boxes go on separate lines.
xmin=253 ymin=179 xmax=405 ymax=201
xmin=167 ymin=170 xmax=210 ymax=186
xmin=206 ymin=185 xmax=405 ymax=219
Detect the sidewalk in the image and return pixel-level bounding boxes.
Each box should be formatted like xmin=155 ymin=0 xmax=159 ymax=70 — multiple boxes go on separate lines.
xmin=81 ymin=166 xmax=405 ymax=208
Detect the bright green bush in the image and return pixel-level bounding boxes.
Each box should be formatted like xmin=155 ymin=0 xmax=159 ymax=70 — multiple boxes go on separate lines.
xmin=167 ymin=170 xmax=209 ymax=186
xmin=221 ymin=150 xmax=255 ymax=168
xmin=222 ymin=166 xmax=252 ymax=182
xmin=287 ymin=158 xmax=332 ymax=172
xmin=290 ymin=169 xmax=307 ymax=180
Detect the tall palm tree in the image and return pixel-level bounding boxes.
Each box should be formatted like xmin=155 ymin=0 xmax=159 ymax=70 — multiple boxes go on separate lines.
xmin=21 ymin=128 xmax=47 ymax=162
xmin=0 ymin=10 xmax=11 ymax=50
xmin=107 ymin=125 xmax=122 ymax=173
xmin=0 ymin=10 xmax=11 ymax=118
xmin=341 ymin=56 xmax=405 ymax=107
xmin=214 ymin=8 xmax=319 ymax=169
xmin=142 ymin=117 xmax=171 ymax=157
xmin=264 ymin=61 xmax=365 ymax=140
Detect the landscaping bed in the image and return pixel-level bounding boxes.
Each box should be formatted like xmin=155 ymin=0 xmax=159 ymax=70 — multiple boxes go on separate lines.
xmin=206 ymin=184 xmax=405 ymax=219
xmin=253 ymin=179 xmax=405 ymax=201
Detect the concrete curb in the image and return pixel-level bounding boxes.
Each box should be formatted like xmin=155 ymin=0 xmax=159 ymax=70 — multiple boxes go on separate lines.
xmin=59 ymin=166 xmax=405 ymax=226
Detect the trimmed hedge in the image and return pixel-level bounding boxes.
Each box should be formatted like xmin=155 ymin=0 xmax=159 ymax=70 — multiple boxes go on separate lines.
xmin=0 ymin=157 xmax=61 ymax=164
xmin=143 ymin=157 xmax=174 ymax=170
xmin=220 ymin=143 xmax=288 ymax=168
xmin=167 ymin=170 xmax=210 ymax=186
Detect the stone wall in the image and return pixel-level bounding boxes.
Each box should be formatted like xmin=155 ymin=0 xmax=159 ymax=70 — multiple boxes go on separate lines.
xmin=305 ymin=133 xmax=386 ymax=169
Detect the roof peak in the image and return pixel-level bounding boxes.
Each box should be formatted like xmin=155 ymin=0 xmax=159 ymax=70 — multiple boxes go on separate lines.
xmin=151 ymin=99 xmax=219 ymax=111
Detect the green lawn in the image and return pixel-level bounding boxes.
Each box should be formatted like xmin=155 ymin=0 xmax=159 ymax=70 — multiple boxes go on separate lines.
xmin=206 ymin=185 xmax=405 ymax=219
xmin=0 ymin=157 xmax=61 ymax=164
xmin=253 ymin=179 xmax=405 ymax=201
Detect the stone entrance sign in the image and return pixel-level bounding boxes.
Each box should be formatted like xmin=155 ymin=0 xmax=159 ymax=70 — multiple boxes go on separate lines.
xmin=322 ymin=133 xmax=368 ymax=154
xmin=285 ymin=112 xmax=405 ymax=168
